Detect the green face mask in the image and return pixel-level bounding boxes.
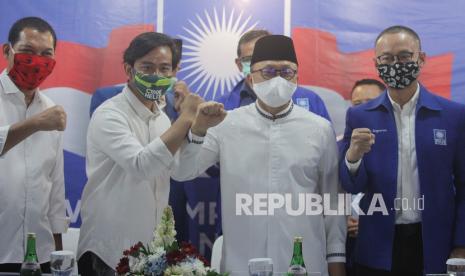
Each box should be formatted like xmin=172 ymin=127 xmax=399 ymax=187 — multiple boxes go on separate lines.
xmin=133 ymin=70 xmax=174 ymax=101
xmin=241 ymin=61 xmax=251 ymax=76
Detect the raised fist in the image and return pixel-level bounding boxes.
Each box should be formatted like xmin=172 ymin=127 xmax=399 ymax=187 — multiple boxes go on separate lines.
xmin=346 ymin=128 xmax=375 ymax=162
xmin=191 ymin=101 xmax=227 ymax=136
xmin=34 ymin=105 xmax=67 ymax=131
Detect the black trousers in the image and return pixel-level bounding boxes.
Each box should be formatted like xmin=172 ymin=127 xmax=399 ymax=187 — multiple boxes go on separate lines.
xmin=355 ymin=223 xmax=423 ymax=276
xmin=0 ymin=262 xmax=51 ymax=273
xmin=346 ymin=236 xmax=357 ymax=276
xmin=78 ymin=251 xmax=115 ymax=276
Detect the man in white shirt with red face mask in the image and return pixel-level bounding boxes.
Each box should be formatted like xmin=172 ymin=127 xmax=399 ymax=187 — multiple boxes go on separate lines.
xmin=0 ymin=17 xmax=68 ymax=273
xmin=174 ymin=35 xmax=346 ymax=276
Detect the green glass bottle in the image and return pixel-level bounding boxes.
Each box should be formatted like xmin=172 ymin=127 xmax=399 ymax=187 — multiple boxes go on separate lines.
xmin=20 ymin=233 xmax=42 ymax=276
xmin=287 ymin=237 xmax=307 ymax=276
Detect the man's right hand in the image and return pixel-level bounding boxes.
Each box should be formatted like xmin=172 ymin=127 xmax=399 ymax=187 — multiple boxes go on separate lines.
xmin=173 ymin=80 xmax=192 ymax=112
xmin=33 ymin=105 xmax=67 ymax=131
xmin=0 ymin=105 xmax=66 ymax=156
xmin=346 ymin=128 xmax=375 ymax=162
xmin=179 ymin=93 xmax=204 ymax=119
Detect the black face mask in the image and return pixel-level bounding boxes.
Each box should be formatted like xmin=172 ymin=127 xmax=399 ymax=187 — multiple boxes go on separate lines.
xmin=377 ymin=61 xmax=420 ymax=89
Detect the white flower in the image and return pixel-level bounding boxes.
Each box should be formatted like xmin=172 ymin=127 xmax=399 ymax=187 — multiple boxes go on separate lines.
xmin=170 ymin=257 xmax=208 ymax=276
xmin=129 ymin=256 xmax=147 ymax=274
xmin=191 ymin=258 xmax=208 ymax=275
xmin=164 ymin=265 xmax=183 ymax=276
xmin=153 ymin=207 xmax=177 ymax=248
xmin=147 ymin=247 xmax=165 ymax=262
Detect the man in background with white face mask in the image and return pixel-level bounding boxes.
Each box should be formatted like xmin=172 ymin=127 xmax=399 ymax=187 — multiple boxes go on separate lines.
xmin=174 ymin=35 xmax=346 ymax=276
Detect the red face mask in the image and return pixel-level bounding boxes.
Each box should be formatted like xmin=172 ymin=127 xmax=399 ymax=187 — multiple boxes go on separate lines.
xmin=8 ymin=52 xmax=56 ymax=90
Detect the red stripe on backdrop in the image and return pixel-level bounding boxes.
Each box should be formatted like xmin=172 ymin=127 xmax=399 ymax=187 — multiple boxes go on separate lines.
xmin=293 ymin=27 xmax=453 ymax=99
xmin=0 ymin=24 xmax=155 ymax=94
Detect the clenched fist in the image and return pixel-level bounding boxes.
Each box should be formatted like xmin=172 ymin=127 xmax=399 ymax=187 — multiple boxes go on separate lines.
xmin=34 ymin=105 xmax=67 ymax=131
xmin=346 ymin=128 xmax=375 ymax=162
xmin=173 ymin=81 xmax=192 ymax=112
xmin=191 ymin=102 xmax=227 ymax=137
xmin=179 ymin=93 xmax=204 ymax=118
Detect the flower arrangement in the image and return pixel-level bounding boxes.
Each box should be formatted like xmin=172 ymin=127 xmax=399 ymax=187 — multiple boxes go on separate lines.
xmin=116 ymin=206 xmax=227 ymax=276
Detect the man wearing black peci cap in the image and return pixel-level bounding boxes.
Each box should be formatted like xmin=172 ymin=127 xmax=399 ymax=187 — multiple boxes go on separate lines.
xmin=173 ymin=35 xmax=346 ymax=275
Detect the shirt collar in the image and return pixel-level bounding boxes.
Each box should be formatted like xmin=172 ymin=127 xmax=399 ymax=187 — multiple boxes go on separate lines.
xmin=255 ymin=100 xmax=294 ymax=121
xmin=365 ymin=83 xmax=425 ymax=112
xmin=0 ymin=69 xmax=22 ymax=95
xmin=387 ymin=83 xmax=420 ymax=113
xmin=123 ymin=85 xmax=161 ymax=121
xmin=416 ymin=84 xmax=442 ymax=111
xmin=0 ymin=69 xmax=42 ymax=104
xmin=157 ymin=95 xmax=167 ymax=110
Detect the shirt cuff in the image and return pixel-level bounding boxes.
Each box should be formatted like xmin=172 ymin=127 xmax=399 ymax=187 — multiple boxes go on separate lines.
xmin=50 ymin=216 xmax=70 ymax=233
xmin=0 ymin=125 xmax=10 ymax=157
xmin=345 ymin=153 xmax=362 ymax=174
xmin=187 ymin=129 xmax=205 ymax=144
xmin=148 ymin=137 xmax=175 ymax=168
xmin=327 ymin=243 xmax=346 ymax=263
xmin=327 ymin=254 xmax=346 ymax=263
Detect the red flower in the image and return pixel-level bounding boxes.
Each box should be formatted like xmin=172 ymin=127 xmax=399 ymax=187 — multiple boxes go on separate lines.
xmin=128 ymin=241 xmax=144 ymax=257
xmin=166 ymin=249 xmax=187 ymax=265
xmin=178 ymin=242 xmax=210 ymax=266
xmin=116 ymin=256 xmax=130 ymax=275
xmin=198 ymin=254 xmax=210 ymax=267
xmin=180 ymin=242 xmax=198 ymax=256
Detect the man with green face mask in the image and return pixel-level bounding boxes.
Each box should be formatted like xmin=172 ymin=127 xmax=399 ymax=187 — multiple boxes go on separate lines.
xmin=77 ymin=32 xmax=206 ymax=276
xmin=89 ymin=38 xmax=184 ymax=118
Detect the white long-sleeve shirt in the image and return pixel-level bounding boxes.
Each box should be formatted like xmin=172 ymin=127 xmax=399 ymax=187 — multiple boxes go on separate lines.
xmin=77 ymin=85 xmax=174 ymax=269
xmin=345 ymin=84 xmax=421 ymax=224
xmin=0 ymin=125 xmax=8 ymax=154
xmin=174 ymin=102 xmax=346 ymax=276
xmin=0 ymin=70 xmax=68 ymax=264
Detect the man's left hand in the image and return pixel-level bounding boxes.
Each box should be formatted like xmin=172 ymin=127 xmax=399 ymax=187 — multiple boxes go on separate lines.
xmin=347 ymin=216 xmax=359 ymax=238
xmin=191 ymin=102 xmax=227 ymax=136
xmin=328 ymin=262 xmax=346 ymax=276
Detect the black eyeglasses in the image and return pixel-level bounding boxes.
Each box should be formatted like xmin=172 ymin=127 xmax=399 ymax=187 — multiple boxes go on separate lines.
xmin=376 ymin=51 xmax=419 ymax=65
xmin=239 ymin=56 xmax=252 ymax=63
xmin=251 ymin=66 xmax=297 ymax=80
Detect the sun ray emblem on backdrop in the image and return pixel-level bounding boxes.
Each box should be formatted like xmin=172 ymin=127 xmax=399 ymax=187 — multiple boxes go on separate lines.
xmin=179 ymin=7 xmax=259 ymax=100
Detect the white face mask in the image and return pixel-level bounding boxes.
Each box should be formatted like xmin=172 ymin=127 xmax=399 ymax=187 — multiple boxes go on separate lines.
xmin=253 ymin=76 xmax=297 ymax=108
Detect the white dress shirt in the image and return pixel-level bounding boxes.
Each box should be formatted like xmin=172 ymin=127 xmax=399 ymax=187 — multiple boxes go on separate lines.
xmin=0 ymin=125 xmax=8 ymax=154
xmin=174 ymin=102 xmax=346 ymax=276
xmin=345 ymin=84 xmax=421 ymax=224
xmin=0 ymin=70 xmax=68 ymax=264
xmin=77 ymin=85 xmax=174 ymax=269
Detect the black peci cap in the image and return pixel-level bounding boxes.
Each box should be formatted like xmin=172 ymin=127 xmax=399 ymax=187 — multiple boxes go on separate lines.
xmin=250 ymin=35 xmax=298 ymax=66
